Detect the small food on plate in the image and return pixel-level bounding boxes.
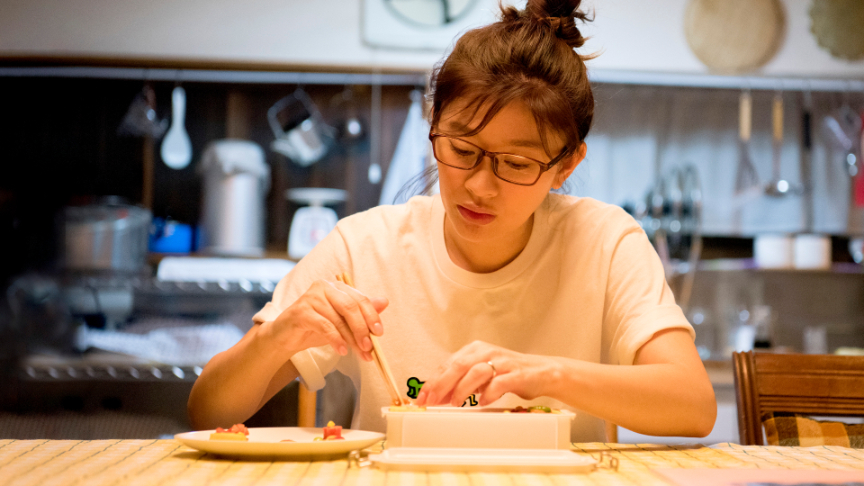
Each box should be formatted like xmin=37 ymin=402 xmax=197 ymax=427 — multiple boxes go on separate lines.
xmin=209 ymin=423 xmax=250 ymax=441
xmin=323 ymin=421 xmax=345 ymax=440
xmin=280 ymin=439 xmax=295 ymax=442
xmin=312 ymin=421 xmax=346 ymax=441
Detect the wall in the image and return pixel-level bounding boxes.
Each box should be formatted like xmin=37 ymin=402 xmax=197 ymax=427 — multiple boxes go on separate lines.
xmin=3 ymin=0 xmax=864 ymax=77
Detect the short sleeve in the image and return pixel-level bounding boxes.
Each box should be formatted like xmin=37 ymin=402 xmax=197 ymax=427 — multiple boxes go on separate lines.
xmin=603 ymin=227 xmax=694 ymax=365
xmin=251 ymin=227 xmax=352 ymax=391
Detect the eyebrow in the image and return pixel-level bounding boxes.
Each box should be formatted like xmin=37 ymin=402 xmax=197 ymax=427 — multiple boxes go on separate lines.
xmin=441 ymin=120 xmax=546 ymax=150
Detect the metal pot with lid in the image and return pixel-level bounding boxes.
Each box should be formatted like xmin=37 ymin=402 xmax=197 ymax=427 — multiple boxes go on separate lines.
xmin=62 ymin=197 xmax=152 ymax=273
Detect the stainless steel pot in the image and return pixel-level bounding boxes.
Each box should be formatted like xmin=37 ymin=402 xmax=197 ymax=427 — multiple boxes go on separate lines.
xmin=63 ymin=200 xmax=152 ymax=272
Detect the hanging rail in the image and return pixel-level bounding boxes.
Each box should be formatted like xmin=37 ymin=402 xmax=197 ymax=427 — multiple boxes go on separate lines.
xmin=589 ymin=69 xmax=864 ymax=92
xmin=0 ymin=66 xmax=427 ymax=86
xmin=1 ymin=65 xmax=863 ymax=91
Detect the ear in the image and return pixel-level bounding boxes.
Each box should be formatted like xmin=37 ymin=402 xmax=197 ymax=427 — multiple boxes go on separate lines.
xmin=552 ymin=142 xmax=586 ymax=190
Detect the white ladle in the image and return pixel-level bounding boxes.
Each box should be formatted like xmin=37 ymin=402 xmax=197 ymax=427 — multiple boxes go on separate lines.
xmin=160 ymin=86 xmax=192 ymax=169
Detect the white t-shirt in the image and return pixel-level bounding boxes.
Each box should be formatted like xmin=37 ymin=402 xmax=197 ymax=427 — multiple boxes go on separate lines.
xmin=253 ymin=193 xmax=693 ymax=442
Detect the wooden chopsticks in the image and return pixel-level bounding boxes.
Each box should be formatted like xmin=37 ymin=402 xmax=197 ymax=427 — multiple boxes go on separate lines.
xmin=336 ymin=273 xmax=406 ymax=406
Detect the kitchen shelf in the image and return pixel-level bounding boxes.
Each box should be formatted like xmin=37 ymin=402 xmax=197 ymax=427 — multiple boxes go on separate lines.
xmin=1 ymin=65 xmax=862 ymax=92
xmin=19 ymin=353 xmax=202 ymax=383
xmin=62 ymin=272 xmax=278 ymax=295
xmin=0 ymin=66 xmax=427 ymax=86
xmin=692 ymin=259 xmax=864 ymax=274
xmin=590 ymin=69 xmax=864 ymax=92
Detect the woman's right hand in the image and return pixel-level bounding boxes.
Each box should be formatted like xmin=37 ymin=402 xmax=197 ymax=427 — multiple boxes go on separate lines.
xmin=260 ymin=279 xmax=389 ymax=362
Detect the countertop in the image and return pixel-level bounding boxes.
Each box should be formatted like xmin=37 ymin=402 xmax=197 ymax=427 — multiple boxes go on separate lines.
xmin=1 ymin=439 xmax=863 ymax=485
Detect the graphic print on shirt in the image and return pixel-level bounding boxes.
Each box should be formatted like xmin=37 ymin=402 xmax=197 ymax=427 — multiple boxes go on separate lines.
xmin=462 ymin=394 xmax=478 ymax=407
xmin=405 ymin=377 xmax=478 ymax=406
xmin=406 ymin=377 xmax=425 ymax=399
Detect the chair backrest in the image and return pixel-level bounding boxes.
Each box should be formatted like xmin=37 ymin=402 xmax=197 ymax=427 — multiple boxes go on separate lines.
xmin=733 ymin=351 xmax=864 ymax=445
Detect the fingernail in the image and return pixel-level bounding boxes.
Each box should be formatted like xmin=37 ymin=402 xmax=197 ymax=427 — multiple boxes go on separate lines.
xmin=426 ymin=391 xmax=436 ymax=406
xmin=372 ymin=322 xmax=383 ymax=335
xmin=339 ymin=345 xmax=348 ymax=356
xmin=362 ymin=337 xmax=372 ymax=352
xmin=416 ymin=391 xmax=426 ymax=405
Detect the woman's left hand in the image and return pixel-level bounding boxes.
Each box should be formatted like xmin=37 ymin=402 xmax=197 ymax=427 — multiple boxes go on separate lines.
xmin=414 ymin=341 xmax=559 ymax=407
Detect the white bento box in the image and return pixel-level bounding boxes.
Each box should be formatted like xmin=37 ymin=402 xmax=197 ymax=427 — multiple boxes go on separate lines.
xmin=382 ymin=407 xmax=575 ymax=450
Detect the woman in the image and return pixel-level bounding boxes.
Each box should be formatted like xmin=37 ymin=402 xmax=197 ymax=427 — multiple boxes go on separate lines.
xmin=188 ymin=0 xmax=716 ymax=442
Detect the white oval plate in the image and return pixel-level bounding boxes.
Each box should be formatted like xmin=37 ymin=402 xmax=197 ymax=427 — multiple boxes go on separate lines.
xmin=175 ymin=427 xmax=384 ymax=458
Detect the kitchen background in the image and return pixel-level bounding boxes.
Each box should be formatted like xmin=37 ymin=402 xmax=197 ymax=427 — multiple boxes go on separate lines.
xmin=1 ymin=0 xmax=863 ymax=444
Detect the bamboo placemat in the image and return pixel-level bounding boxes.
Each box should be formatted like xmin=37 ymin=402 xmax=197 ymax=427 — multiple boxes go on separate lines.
xmin=1 ymin=440 xmax=863 ymax=486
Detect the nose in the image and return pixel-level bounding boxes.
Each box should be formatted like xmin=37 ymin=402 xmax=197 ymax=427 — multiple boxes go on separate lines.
xmin=464 ymin=154 xmax=499 ymax=199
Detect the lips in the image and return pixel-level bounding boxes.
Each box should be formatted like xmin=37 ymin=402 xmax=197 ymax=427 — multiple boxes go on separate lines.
xmin=457 ymin=205 xmax=496 ymax=225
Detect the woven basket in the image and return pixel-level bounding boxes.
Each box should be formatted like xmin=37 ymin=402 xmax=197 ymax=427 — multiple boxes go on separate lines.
xmin=684 ymin=0 xmax=786 ymax=73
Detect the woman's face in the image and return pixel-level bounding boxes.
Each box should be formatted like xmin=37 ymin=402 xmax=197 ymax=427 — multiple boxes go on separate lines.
xmin=435 ymin=99 xmax=584 ymax=248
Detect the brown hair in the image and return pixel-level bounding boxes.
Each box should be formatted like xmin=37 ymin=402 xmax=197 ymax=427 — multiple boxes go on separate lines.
xmin=430 ymin=0 xmax=594 ymax=155
xmin=395 ymin=0 xmax=594 ymax=203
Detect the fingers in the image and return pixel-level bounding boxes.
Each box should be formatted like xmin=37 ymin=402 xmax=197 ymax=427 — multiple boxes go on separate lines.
xmin=448 ymin=362 xmax=497 ymax=407
xmin=307 ymin=292 xmax=371 ymax=361
xmin=416 ymin=343 xmax=491 ymax=407
xmin=477 ymin=372 xmax=516 ymax=406
xmin=308 ymin=311 xmax=352 ymax=358
xmin=370 ymin=297 xmax=389 ymax=314
xmin=328 ymin=280 xmax=385 ymax=340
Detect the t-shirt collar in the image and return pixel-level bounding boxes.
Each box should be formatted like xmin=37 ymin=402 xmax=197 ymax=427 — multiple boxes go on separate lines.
xmin=430 ymin=194 xmax=550 ymax=289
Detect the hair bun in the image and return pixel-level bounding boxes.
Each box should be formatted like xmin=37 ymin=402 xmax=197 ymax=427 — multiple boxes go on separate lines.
xmin=525 ymin=0 xmax=590 ymax=49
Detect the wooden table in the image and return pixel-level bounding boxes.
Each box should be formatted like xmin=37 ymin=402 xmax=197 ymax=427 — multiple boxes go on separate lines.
xmin=1 ymin=440 xmax=863 ymax=486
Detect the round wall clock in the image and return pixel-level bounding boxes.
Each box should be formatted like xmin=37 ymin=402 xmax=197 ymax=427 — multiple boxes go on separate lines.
xmin=384 ymin=0 xmax=480 ymax=28
xmin=363 ymin=0 xmax=492 ymax=50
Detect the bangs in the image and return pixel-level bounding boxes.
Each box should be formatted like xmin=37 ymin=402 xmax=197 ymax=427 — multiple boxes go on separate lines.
xmin=432 ymin=77 xmax=580 ymax=158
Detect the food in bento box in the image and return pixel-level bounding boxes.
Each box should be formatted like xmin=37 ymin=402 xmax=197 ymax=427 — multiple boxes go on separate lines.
xmin=312 ymin=421 xmax=345 ymax=441
xmin=209 ymin=423 xmax=249 ymax=440
xmin=504 ymin=405 xmax=560 ymax=414
xmin=388 ymin=404 xmax=427 ymax=412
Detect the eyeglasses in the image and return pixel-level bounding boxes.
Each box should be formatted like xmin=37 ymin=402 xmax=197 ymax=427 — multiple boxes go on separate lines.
xmin=429 ymin=132 xmax=568 ymax=186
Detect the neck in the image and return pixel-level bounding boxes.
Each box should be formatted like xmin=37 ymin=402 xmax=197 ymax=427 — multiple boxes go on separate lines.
xmin=443 ymin=214 xmax=534 ymax=273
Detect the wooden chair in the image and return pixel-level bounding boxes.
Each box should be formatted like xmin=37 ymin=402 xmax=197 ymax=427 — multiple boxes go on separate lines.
xmin=732 ymin=351 xmax=864 ymax=445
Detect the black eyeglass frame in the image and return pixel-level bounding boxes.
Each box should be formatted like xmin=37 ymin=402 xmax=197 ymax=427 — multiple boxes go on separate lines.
xmin=429 ymin=132 xmax=570 ymax=186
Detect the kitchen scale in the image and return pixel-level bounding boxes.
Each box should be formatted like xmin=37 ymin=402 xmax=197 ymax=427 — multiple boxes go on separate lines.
xmin=285 ymin=188 xmax=347 ymax=260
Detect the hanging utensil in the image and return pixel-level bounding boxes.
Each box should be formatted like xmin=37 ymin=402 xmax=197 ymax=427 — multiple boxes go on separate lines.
xmin=160 ymin=86 xmax=193 ymax=170
xmin=368 ymin=73 xmax=383 ymax=184
xmin=857 ymin=109 xmax=864 ymax=207
xmin=331 ymin=85 xmax=366 ymax=145
xmin=268 ymin=87 xmax=335 ymax=166
xmin=765 ymin=92 xmax=801 ymax=197
xmin=734 ymin=90 xmax=760 ymax=197
xmin=800 ymin=90 xmax=815 ymax=230
xmin=117 ymin=83 xmax=167 ymax=138
xmin=822 ymin=90 xmax=862 ymax=177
